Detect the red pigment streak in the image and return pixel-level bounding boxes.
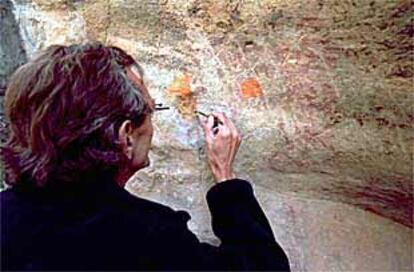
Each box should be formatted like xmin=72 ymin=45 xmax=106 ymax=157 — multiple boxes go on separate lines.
xmin=240 ymin=78 xmax=263 ymax=98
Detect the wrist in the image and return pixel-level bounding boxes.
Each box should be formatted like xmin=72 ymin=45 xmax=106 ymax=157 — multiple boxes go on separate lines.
xmin=213 ymin=169 xmax=236 ymax=183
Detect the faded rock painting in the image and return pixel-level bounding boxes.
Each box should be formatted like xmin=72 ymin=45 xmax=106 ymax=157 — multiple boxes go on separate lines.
xmin=0 ymin=0 xmax=413 ymax=270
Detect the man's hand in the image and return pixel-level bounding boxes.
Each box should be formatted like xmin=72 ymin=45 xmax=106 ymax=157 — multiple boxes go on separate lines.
xmin=202 ymin=112 xmax=242 ymax=183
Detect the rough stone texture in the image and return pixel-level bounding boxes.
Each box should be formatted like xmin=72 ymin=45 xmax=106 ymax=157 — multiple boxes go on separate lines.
xmin=0 ymin=0 xmax=27 ymax=94
xmin=0 ymin=0 xmax=28 ymax=187
xmin=1 ymin=0 xmax=413 ymax=270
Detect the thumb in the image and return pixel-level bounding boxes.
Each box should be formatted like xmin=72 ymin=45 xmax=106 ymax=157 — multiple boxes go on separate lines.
xmin=202 ymin=115 xmax=215 ymax=132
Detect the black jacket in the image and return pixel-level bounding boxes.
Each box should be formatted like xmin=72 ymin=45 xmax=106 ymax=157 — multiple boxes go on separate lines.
xmin=1 ymin=175 xmax=290 ymax=271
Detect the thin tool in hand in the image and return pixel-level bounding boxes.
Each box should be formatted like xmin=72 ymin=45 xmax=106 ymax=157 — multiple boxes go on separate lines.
xmin=194 ymin=110 xmax=224 ymax=127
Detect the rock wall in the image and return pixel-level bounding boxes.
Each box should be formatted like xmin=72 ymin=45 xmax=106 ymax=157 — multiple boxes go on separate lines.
xmin=0 ymin=0 xmax=27 ymax=94
xmin=1 ymin=0 xmax=413 ymax=270
xmin=0 ymin=0 xmax=28 ymax=186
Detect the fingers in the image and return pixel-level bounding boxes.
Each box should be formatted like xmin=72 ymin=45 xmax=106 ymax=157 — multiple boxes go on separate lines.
xmin=211 ymin=112 xmax=227 ymax=127
xmin=200 ymin=112 xmax=241 ymax=182
xmin=202 ymin=115 xmax=214 ymax=132
xmin=211 ymin=112 xmax=240 ymax=139
xmin=202 ymin=112 xmax=242 ymax=143
xmin=208 ymin=113 xmax=228 ymax=137
xmin=213 ymin=113 xmax=241 ymax=162
xmin=202 ymin=115 xmax=215 ymax=143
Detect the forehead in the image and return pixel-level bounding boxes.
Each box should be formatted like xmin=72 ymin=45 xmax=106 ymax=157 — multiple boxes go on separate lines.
xmin=125 ymin=65 xmax=148 ymax=96
xmin=125 ymin=65 xmax=155 ymax=109
xmin=126 ymin=65 xmax=144 ymax=84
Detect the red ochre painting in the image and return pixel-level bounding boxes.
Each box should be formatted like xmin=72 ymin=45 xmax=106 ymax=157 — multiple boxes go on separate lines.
xmin=167 ymin=74 xmax=197 ymax=119
xmin=240 ymin=78 xmax=263 ymax=98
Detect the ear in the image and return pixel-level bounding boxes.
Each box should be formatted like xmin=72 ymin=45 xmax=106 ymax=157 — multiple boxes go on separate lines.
xmin=118 ymin=120 xmax=134 ymax=160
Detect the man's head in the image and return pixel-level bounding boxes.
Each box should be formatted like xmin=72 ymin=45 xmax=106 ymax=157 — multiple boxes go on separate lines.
xmin=1 ymin=43 xmax=155 ymax=187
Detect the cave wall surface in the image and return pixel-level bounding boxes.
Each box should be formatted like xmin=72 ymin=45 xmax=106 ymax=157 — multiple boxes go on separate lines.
xmin=1 ymin=0 xmax=413 ymax=271
xmin=0 ymin=0 xmax=26 ymax=94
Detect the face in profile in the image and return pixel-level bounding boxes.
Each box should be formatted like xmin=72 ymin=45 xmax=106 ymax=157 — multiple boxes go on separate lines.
xmin=119 ymin=66 xmax=156 ymax=173
xmin=128 ymin=114 xmax=154 ymax=170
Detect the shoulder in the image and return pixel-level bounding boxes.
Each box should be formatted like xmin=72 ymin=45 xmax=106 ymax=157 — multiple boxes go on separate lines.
xmin=1 ymin=189 xmax=12 ymax=200
xmin=1 ymin=188 xmax=27 ymax=211
xmin=111 ymin=188 xmax=191 ymax=228
xmin=1 ymin=188 xmax=16 ymax=200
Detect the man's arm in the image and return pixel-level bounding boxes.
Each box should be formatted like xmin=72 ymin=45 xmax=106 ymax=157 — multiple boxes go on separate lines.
xmin=154 ymin=179 xmax=290 ymax=271
xmin=206 ymin=178 xmax=290 ymax=270
xmin=153 ymin=113 xmax=290 ymax=270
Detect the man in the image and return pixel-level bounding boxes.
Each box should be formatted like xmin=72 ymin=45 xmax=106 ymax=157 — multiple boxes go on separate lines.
xmin=0 ymin=43 xmax=290 ymax=271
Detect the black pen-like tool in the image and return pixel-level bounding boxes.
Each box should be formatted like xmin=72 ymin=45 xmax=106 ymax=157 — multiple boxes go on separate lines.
xmin=155 ymin=103 xmax=170 ymax=111
xmin=195 ymin=110 xmax=223 ymax=128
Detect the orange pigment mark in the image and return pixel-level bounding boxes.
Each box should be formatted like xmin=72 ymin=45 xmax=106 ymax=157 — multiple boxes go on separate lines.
xmin=168 ymin=74 xmax=192 ymax=97
xmin=167 ymin=74 xmax=197 ymax=119
xmin=241 ymin=78 xmax=263 ymax=98
xmin=177 ymin=94 xmax=198 ymax=120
